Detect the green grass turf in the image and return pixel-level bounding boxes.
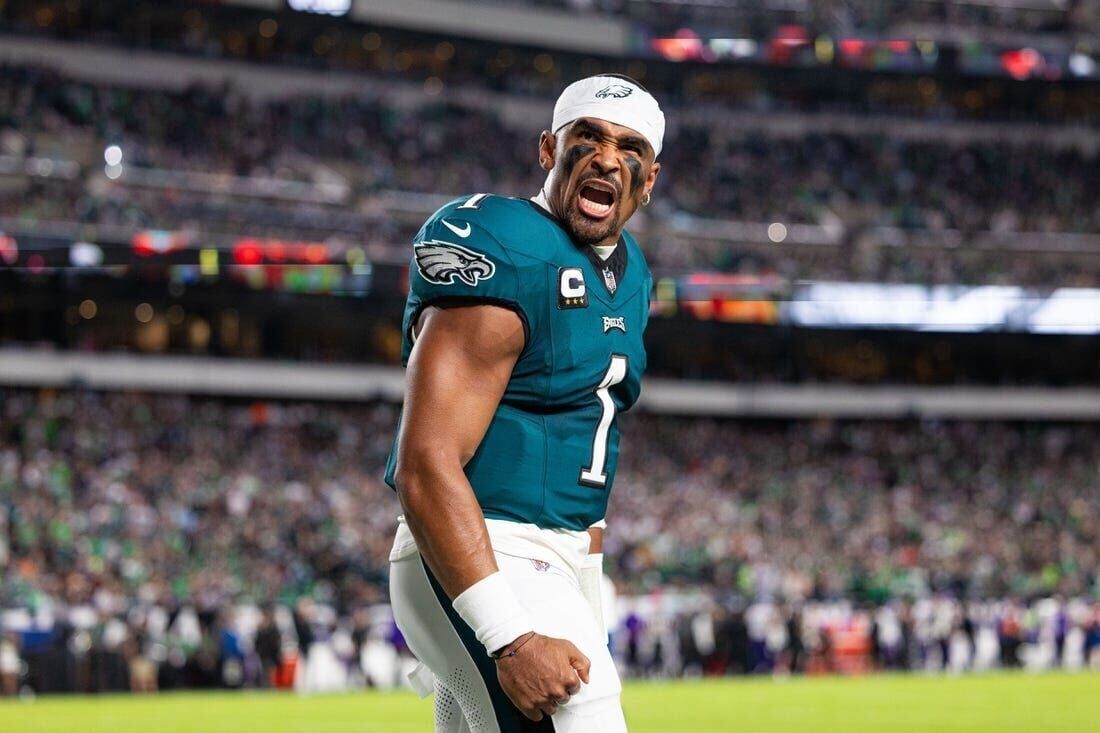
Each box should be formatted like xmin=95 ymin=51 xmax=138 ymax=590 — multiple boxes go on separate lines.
xmin=2 ymin=673 xmax=1097 ymax=733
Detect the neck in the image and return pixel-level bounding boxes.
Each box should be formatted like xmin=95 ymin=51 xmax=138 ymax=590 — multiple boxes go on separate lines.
xmin=531 ymin=188 xmax=554 ymax=214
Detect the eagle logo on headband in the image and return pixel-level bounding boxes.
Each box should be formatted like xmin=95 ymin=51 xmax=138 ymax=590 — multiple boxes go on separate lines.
xmin=595 ymin=84 xmax=633 ymax=99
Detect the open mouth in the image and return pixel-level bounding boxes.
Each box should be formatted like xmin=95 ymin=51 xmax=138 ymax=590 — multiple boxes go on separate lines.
xmin=576 ymin=181 xmax=617 ymax=220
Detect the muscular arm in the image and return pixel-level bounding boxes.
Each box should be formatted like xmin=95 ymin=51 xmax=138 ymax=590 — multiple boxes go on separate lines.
xmin=393 ymin=302 xmax=591 ymax=721
xmin=587 ymin=526 xmax=603 ymax=554
xmin=393 ymin=303 xmax=524 ymax=600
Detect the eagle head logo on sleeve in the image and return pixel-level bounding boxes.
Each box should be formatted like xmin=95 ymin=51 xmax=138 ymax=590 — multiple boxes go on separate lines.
xmin=595 ymin=84 xmax=633 ymax=99
xmin=414 ymin=241 xmax=496 ymax=286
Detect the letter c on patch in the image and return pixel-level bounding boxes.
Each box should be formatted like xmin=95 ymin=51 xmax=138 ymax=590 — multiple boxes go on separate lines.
xmin=558 ymin=267 xmax=588 ymax=309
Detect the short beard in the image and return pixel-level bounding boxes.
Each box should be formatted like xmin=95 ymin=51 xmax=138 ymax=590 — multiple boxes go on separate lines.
xmin=564 ymin=204 xmax=618 ymax=246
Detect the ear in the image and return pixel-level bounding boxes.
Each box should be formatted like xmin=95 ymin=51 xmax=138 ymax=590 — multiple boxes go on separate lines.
xmin=538 ymin=130 xmax=556 ymax=171
xmin=643 ymin=161 xmax=661 ymax=199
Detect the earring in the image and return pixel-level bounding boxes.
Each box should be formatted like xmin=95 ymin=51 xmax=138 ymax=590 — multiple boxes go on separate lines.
xmin=641 ymin=193 xmax=651 ymax=207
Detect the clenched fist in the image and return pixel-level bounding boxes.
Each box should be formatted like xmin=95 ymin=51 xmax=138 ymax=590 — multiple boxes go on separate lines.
xmin=495 ymin=632 xmax=591 ymax=721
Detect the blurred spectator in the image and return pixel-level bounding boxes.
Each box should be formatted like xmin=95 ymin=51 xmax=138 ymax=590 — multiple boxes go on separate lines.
xmin=121 ymin=615 xmax=157 ymax=693
xmin=253 ymin=605 xmax=283 ymax=689
xmin=0 ymin=630 xmax=20 ymax=695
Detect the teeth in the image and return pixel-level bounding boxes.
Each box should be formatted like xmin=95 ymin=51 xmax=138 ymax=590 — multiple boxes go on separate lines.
xmin=579 ymin=196 xmax=612 ymax=217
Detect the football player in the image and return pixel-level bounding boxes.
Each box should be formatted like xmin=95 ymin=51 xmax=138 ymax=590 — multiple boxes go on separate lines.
xmin=385 ymin=74 xmax=663 ymax=732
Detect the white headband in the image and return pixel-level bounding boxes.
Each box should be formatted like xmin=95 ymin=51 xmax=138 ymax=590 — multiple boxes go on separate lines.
xmin=551 ymin=75 xmax=665 ymax=158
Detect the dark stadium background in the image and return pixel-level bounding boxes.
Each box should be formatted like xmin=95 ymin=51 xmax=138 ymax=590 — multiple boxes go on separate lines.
xmin=0 ymin=0 xmax=1097 ymax=699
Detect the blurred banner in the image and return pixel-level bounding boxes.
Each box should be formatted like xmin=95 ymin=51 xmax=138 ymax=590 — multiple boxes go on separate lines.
xmin=5 ymin=226 xmax=1099 ymax=333
xmin=785 ymin=282 xmax=1100 ymax=334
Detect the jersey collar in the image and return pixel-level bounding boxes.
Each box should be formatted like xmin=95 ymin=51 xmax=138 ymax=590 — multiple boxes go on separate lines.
xmin=526 ymin=192 xmax=627 ymax=299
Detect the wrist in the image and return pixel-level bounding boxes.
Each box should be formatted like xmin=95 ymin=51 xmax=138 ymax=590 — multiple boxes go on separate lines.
xmin=490 ymin=631 xmax=536 ymax=661
xmin=452 ymin=571 xmax=534 ymax=656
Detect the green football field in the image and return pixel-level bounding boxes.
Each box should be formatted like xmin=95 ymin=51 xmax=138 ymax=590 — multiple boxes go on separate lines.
xmin=2 ymin=673 xmax=1096 ymax=733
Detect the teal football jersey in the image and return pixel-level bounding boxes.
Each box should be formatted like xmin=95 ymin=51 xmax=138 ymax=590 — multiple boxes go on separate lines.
xmin=383 ymin=193 xmax=651 ymax=531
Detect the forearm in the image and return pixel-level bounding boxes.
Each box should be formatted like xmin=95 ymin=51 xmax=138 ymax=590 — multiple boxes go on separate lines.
xmin=587 ymin=525 xmax=603 ymax=554
xmin=398 ymin=460 xmax=536 ymax=656
xmin=397 ymin=461 xmax=498 ymax=600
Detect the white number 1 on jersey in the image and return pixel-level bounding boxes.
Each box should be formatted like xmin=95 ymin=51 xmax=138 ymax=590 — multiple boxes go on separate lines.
xmin=579 ymin=355 xmax=628 ymax=488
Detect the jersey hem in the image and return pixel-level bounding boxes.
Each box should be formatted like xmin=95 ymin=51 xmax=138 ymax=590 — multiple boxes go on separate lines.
xmin=389 ymin=516 xmax=592 ymax=580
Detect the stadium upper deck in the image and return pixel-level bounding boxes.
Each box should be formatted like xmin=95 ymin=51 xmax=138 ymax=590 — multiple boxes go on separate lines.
xmin=1 ymin=2 xmax=1098 ymax=370
xmin=1 ymin=59 xmax=1097 ymax=287
xmin=2 ymin=0 xmax=1098 ymax=117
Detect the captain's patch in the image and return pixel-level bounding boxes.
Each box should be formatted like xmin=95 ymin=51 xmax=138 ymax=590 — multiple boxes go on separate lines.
xmin=558 ymin=267 xmax=588 ymax=309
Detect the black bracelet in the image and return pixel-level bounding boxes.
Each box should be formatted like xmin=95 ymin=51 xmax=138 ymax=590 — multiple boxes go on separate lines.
xmin=493 ymin=632 xmax=535 ymax=660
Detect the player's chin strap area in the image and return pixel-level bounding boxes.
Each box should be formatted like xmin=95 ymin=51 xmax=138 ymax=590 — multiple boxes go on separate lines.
xmin=407 ymin=661 xmax=436 ymax=698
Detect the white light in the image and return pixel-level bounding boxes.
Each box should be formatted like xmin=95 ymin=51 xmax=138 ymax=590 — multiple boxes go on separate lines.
xmin=104 ymin=145 xmax=123 ymax=166
xmin=707 ymin=38 xmax=758 ymax=59
xmin=70 ymin=241 xmax=104 ymax=267
xmin=1069 ymin=53 xmax=1096 ymax=77
xmin=767 ymin=222 xmax=788 ymax=243
xmin=105 ymin=163 xmax=122 ymax=180
xmin=730 ymin=39 xmax=758 ymax=58
xmin=287 ymin=0 xmax=350 ymax=16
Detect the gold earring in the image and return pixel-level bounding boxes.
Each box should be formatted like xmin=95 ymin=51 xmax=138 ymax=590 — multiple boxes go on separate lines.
xmin=641 ymin=193 xmax=651 ymax=207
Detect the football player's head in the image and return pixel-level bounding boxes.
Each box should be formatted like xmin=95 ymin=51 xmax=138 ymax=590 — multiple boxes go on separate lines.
xmin=539 ymin=75 xmax=664 ymax=247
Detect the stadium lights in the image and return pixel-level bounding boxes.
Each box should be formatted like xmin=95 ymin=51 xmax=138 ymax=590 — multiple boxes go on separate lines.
xmin=1000 ymin=48 xmax=1044 ymax=80
xmin=70 ymin=241 xmax=104 ymax=267
xmin=0 ymin=233 xmax=17 ymax=264
xmin=287 ymin=0 xmax=350 ymax=17
xmin=784 ymin=283 xmax=1100 ymax=334
xmin=1068 ymin=53 xmax=1096 ymax=78
xmin=199 ymin=248 xmax=219 ymax=277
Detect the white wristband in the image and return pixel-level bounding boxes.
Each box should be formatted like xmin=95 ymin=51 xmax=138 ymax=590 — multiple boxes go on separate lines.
xmin=452 ymin=571 xmax=534 ymax=655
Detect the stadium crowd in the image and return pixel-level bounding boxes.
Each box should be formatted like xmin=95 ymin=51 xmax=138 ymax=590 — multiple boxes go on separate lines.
xmin=5 ymin=0 xmax=1096 ymax=71
xmin=1 ymin=388 xmax=1097 ymax=692
xmin=3 ymin=66 xmax=1099 ymax=285
xmin=5 ymin=65 xmax=1097 ymax=233
xmin=489 ymin=0 xmax=1094 ymax=35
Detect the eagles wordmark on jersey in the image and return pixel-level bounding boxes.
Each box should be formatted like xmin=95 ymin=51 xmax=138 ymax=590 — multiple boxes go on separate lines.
xmin=384 ymin=192 xmax=652 ymax=531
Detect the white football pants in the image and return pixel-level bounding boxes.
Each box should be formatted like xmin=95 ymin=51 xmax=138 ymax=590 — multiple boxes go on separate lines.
xmin=389 ymin=548 xmax=626 ymax=732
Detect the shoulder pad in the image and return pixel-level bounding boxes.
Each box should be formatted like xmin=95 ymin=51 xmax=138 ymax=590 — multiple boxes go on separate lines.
xmin=409 ymin=199 xmax=530 ymax=315
xmin=419 ymin=194 xmax=552 ymax=258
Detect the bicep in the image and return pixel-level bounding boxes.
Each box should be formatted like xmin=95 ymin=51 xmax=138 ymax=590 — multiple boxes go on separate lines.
xmin=398 ymin=304 xmax=525 ymax=469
